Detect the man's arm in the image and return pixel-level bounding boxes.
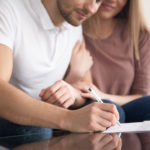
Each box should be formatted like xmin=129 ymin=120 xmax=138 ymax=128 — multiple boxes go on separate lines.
xmin=0 ymin=44 xmax=67 ymax=129
xmin=0 ymin=44 xmax=13 ymax=81
xmin=0 ymin=44 xmax=119 ymax=132
xmin=40 ymin=41 xmax=93 ymax=108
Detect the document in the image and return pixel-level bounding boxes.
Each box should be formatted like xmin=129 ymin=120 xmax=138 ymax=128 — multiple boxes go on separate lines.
xmin=103 ymin=121 xmax=150 ymax=134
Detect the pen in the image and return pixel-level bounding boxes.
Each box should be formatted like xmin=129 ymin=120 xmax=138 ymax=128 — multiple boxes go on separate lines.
xmin=88 ymin=88 xmax=121 ymax=126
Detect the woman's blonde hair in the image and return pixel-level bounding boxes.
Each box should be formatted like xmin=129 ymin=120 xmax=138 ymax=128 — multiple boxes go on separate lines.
xmin=83 ymin=0 xmax=149 ymax=60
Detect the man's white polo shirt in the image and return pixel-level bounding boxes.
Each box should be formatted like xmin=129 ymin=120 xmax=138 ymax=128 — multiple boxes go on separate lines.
xmin=0 ymin=0 xmax=82 ymax=99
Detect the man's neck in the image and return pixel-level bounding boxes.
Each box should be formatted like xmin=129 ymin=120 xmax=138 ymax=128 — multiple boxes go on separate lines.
xmin=42 ymin=0 xmax=65 ymax=27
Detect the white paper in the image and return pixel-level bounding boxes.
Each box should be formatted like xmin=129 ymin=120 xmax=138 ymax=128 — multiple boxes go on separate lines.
xmin=103 ymin=121 xmax=150 ymax=134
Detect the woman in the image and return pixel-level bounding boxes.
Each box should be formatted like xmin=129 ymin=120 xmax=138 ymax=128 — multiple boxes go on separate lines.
xmin=72 ymin=0 xmax=150 ymax=123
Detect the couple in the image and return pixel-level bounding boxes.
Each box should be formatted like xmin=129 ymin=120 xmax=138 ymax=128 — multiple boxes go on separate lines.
xmin=0 ymin=0 xmax=150 ymax=137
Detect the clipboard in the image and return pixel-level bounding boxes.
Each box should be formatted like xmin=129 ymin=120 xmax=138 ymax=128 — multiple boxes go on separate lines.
xmin=103 ymin=121 xmax=150 ymax=134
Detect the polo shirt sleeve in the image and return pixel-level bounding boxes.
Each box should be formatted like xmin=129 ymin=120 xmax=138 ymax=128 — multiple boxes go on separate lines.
xmin=130 ymin=31 xmax=150 ymax=95
xmin=0 ymin=1 xmax=16 ymax=50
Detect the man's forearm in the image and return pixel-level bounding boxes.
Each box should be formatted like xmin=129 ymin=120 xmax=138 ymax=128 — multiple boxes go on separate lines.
xmin=0 ymin=79 xmax=68 ymax=129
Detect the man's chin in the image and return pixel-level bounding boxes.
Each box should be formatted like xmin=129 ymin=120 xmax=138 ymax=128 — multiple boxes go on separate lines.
xmin=66 ymin=19 xmax=84 ymax=26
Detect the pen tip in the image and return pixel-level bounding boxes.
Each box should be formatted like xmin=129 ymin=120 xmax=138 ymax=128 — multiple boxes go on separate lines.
xmin=88 ymin=88 xmax=91 ymax=91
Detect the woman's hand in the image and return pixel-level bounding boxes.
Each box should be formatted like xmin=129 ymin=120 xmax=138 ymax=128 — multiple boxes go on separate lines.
xmin=74 ymin=81 xmax=105 ymax=100
xmin=66 ymin=40 xmax=93 ymax=83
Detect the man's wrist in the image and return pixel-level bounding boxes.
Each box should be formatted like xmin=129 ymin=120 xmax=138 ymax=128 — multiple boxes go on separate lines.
xmin=59 ymin=109 xmax=72 ymax=131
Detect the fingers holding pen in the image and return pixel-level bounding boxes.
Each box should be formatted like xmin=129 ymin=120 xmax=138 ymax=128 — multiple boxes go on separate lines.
xmin=67 ymin=102 xmax=120 ymax=132
xmin=93 ymin=103 xmax=119 ymax=127
xmin=99 ymin=103 xmax=119 ymax=123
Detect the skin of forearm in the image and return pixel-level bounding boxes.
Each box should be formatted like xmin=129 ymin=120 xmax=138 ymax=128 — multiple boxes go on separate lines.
xmin=101 ymin=92 xmax=142 ymax=106
xmin=64 ymin=67 xmax=82 ymax=84
xmin=0 ymin=79 xmax=69 ymax=129
xmin=65 ymin=67 xmax=92 ymax=84
xmin=65 ymin=71 xmax=93 ymax=108
xmin=65 ymin=68 xmax=142 ymax=107
xmin=64 ymin=69 xmax=87 ymax=108
xmin=71 ymin=71 xmax=93 ymax=107
xmin=71 ymin=96 xmax=86 ymax=108
xmin=71 ymin=73 xmax=92 ymax=107
xmin=65 ymin=66 xmax=142 ymax=107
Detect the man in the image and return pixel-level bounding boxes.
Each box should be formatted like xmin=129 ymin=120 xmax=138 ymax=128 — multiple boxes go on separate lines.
xmin=0 ymin=0 xmax=119 ymax=136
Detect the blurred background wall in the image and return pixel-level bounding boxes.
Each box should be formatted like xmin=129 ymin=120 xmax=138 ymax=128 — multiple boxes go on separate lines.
xmin=142 ymin=0 xmax=150 ymax=28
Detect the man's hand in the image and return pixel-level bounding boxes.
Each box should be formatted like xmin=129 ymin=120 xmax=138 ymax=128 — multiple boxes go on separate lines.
xmin=64 ymin=102 xmax=119 ymax=132
xmin=39 ymin=80 xmax=78 ymax=108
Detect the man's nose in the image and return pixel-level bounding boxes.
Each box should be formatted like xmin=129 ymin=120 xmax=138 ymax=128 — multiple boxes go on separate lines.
xmin=84 ymin=0 xmax=101 ymax=15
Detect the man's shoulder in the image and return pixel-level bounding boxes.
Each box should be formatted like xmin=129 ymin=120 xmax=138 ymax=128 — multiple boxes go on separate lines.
xmin=0 ymin=0 xmax=17 ymax=8
xmin=0 ymin=0 xmax=11 ymax=8
xmin=0 ymin=0 xmax=19 ymax=13
xmin=0 ymin=0 xmax=28 ymax=11
xmin=0 ymin=0 xmax=33 ymax=21
xmin=0 ymin=0 xmax=16 ymax=19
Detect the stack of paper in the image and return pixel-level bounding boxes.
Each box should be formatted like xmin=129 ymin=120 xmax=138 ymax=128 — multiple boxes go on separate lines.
xmin=103 ymin=121 xmax=150 ymax=134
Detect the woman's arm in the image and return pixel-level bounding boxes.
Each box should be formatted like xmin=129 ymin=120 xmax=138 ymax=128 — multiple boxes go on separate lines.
xmin=75 ymin=82 xmax=142 ymax=106
xmin=64 ymin=40 xmax=93 ymax=107
xmin=65 ymin=40 xmax=93 ymax=84
xmin=97 ymin=92 xmax=142 ymax=106
xmin=70 ymin=32 xmax=150 ymax=106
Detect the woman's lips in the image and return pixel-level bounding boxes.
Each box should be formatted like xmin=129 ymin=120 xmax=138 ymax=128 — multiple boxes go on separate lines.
xmin=101 ymin=3 xmax=115 ymax=11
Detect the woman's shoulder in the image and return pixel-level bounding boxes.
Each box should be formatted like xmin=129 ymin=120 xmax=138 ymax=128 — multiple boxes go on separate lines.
xmin=139 ymin=29 xmax=150 ymax=43
xmin=138 ymin=30 xmax=150 ymax=59
xmin=118 ymin=20 xmax=150 ymax=47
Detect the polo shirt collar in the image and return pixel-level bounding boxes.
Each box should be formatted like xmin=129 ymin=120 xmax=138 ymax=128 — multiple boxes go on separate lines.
xmin=31 ymin=0 xmax=73 ymax=31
